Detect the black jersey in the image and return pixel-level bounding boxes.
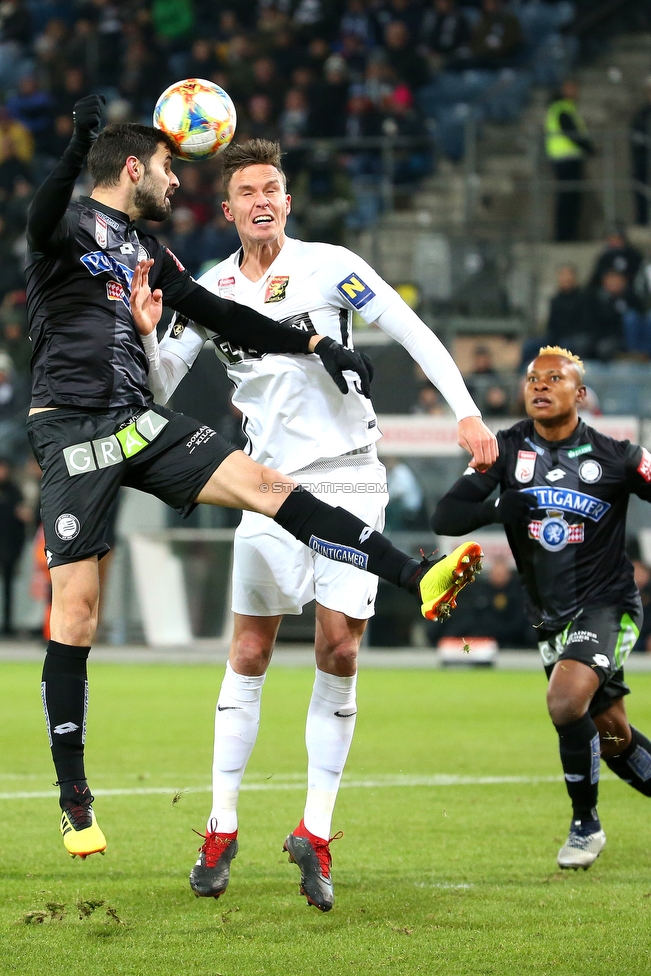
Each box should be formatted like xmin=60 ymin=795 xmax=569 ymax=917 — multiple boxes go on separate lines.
xmin=26 ymin=197 xmax=196 ymax=409
xmin=25 ymin=137 xmax=315 ymax=411
xmin=457 ymin=419 xmax=651 ymax=630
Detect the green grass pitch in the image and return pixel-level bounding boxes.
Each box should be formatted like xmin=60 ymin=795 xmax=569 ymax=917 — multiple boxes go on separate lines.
xmin=2 ymin=661 xmax=651 ymax=976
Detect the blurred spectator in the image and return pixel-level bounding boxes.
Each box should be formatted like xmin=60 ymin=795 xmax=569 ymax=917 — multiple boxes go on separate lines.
xmin=0 ymin=351 xmax=29 ymax=459
xmin=465 ymin=346 xmax=511 ymax=416
xmin=381 ymin=84 xmax=431 ymax=186
xmin=340 ymin=0 xmax=375 ymax=49
xmin=0 ymin=291 xmax=30 ymax=374
xmin=201 ymin=211 xmax=241 ymax=266
xmin=0 ymin=457 xmax=27 ymax=635
xmin=468 ymin=0 xmax=523 ymax=69
xmin=307 ymin=54 xmax=350 ymax=137
xmin=63 ymin=18 xmax=99 ymax=87
xmin=4 ymin=173 xmax=33 ymax=236
xmin=246 ymin=93 xmax=280 ymax=142
xmin=251 ymin=57 xmax=287 ymax=116
xmin=279 ymin=88 xmax=309 ymax=146
xmin=5 ymin=76 xmax=54 ymax=154
xmin=185 ymin=38 xmax=220 ymax=80
xmin=339 ymin=32 xmax=368 ymax=82
xmin=589 ymin=225 xmax=642 ymax=296
xmin=0 ymin=0 xmax=32 ymax=90
xmin=630 ymin=77 xmax=651 ymax=226
xmin=421 ymin=0 xmax=471 ymax=65
xmin=0 ymin=107 xmax=33 ymax=167
xmin=151 ymin=0 xmax=194 ymax=47
xmin=577 ymin=271 xmax=628 ymax=361
xmin=164 ymin=208 xmax=204 ymax=278
xmin=52 ymin=66 xmax=87 ymax=119
xmin=383 ymin=20 xmax=430 ymax=93
xmin=291 ymin=147 xmax=352 ymax=244
xmin=271 ymin=30 xmax=303 ymax=82
xmin=411 ymin=383 xmax=448 ymax=415
xmin=545 ymin=79 xmax=594 ymax=242
xmin=546 ymin=264 xmax=584 ymax=348
xmin=173 ymin=165 xmax=212 ymax=226
xmin=0 ymin=215 xmax=23 ymax=299
xmin=430 ymin=555 xmax=534 ymax=648
xmin=384 ymin=456 xmax=427 ymax=530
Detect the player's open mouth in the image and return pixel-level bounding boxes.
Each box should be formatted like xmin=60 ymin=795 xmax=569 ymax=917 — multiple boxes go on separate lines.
xmin=253 ymin=215 xmax=273 ymax=224
xmin=532 ymin=396 xmax=552 ymax=406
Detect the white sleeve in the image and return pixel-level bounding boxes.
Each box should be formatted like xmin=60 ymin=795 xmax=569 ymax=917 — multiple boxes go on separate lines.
xmin=316 ymin=246 xmax=398 ymax=322
xmin=375 ymin=299 xmax=481 ymax=421
xmin=142 ymin=318 xmax=208 ymax=405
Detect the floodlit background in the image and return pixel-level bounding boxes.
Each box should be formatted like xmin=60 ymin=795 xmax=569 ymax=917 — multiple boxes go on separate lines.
xmin=0 ymin=0 xmax=651 ymax=651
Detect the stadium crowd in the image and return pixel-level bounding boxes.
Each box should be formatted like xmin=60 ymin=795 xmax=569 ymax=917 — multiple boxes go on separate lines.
xmin=2 ymin=0 xmax=651 ymax=648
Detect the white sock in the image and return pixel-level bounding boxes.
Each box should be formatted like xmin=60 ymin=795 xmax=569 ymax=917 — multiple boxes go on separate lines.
xmin=304 ymin=669 xmax=357 ymax=840
xmin=209 ymin=661 xmax=266 ymax=834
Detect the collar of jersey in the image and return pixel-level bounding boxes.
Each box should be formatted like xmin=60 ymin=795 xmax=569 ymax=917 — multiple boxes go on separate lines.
xmin=80 ymin=196 xmax=134 ymax=230
xmin=529 ymin=418 xmax=587 ymax=451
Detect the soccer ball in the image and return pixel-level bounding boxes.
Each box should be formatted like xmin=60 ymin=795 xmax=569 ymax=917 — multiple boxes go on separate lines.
xmin=153 ymin=79 xmax=237 ymax=161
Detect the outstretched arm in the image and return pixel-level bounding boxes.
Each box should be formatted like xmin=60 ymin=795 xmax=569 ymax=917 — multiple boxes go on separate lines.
xmin=432 ymin=470 xmax=540 ymax=536
xmin=26 ymin=95 xmax=105 ymax=251
xmin=374 ymin=301 xmax=498 ymax=471
xmin=134 ymin=260 xmax=373 ymax=397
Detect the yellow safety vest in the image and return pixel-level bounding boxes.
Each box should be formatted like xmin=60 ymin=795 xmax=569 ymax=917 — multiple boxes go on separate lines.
xmin=545 ymin=99 xmax=587 ymax=160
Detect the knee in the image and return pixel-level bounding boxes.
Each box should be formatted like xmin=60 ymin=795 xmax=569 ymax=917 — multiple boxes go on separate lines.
xmin=547 ymin=687 xmax=587 ymax=727
xmin=321 ymin=637 xmax=359 ymax=675
xmin=231 ymin=635 xmax=272 ymax=675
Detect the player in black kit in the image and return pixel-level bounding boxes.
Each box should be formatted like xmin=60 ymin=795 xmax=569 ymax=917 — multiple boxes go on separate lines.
xmin=433 ymin=346 xmax=651 ymax=870
xmin=27 ymin=96 xmax=492 ymax=860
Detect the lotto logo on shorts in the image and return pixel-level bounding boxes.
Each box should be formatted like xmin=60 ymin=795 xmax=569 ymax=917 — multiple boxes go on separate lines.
xmin=308 ymin=535 xmax=369 ymax=570
xmin=638 ymin=448 xmax=651 ymax=482
xmin=336 ymin=273 xmax=375 ymax=310
xmin=62 ymin=410 xmax=169 ymax=476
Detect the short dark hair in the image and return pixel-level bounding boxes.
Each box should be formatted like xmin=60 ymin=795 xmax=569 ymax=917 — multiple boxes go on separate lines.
xmin=87 ymin=123 xmax=177 ymax=188
xmin=220 ymin=139 xmax=286 ymax=196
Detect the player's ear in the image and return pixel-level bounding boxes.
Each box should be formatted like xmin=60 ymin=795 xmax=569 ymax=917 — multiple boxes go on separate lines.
xmin=125 ymin=156 xmax=141 ymax=183
xmin=285 ymin=193 xmax=291 ymax=216
xmin=576 ymin=384 xmax=587 ymax=404
xmin=222 ymin=200 xmax=235 ymax=223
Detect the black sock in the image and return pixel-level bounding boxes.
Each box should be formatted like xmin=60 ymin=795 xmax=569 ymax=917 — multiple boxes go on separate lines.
xmin=604 ymin=726 xmax=651 ymax=797
xmin=42 ymin=640 xmax=91 ymax=805
xmin=554 ymin=713 xmax=601 ymax=823
xmin=274 ymin=487 xmax=418 ymax=588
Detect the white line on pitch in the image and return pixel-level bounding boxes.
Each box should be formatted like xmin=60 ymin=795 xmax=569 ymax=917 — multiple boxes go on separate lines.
xmin=0 ymin=773 xmax=618 ymax=801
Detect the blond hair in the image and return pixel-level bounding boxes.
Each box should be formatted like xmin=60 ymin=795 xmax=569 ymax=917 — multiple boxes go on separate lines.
xmin=536 ymin=345 xmax=585 ymax=379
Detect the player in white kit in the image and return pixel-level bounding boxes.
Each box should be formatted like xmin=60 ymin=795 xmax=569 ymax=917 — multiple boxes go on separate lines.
xmin=142 ymin=140 xmax=496 ymax=911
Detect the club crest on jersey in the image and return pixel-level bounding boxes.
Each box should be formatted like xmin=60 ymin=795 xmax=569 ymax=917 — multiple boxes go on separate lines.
xmin=95 ymin=213 xmax=108 ymax=248
xmin=529 ymin=516 xmax=584 ymax=552
xmin=638 ymin=447 xmax=651 ymax=483
xmin=336 ymin=273 xmax=375 ymax=310
xmin=218 ymin=276 xmax=235 ymax=299
xmin=515 ymin=450 xmax=537 ymax=483
xmin=579 ymin=460 xmax=602 ymax=483
xmin=264 ymin=275 xmax=289 ymax=303
xmin=521 ymin=486 xmax=611 ymax=522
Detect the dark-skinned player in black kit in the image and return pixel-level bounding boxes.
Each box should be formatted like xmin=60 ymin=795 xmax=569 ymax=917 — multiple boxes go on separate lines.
xmin=433 ymin=345 xmax=651 ymax=870
xmin=26 ymin=96 xmax=492 ymax=860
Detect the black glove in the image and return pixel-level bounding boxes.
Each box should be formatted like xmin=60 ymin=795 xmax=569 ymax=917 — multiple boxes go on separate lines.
xmin=314 ymin=336 xmax=373 ymax=397
xmin=72 ymin=94 xmax=106 ymax=147
xmin=491 ymin=489 xmax=541 ymax=526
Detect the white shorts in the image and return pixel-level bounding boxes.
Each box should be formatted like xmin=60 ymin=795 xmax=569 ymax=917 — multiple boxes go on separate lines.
xmin=231 ymin=449 xmax=388 ymax=618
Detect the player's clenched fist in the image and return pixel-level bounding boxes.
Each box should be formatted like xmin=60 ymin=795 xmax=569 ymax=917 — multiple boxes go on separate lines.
xmin=72 ymin=94 xmax=106 ymax=142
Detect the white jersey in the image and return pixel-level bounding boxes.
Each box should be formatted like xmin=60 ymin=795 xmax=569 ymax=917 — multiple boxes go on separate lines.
xmin=152 ymin=237 xmax=480 ymax=474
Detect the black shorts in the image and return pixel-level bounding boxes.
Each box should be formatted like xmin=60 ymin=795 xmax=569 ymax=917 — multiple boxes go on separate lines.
xmin=27 ymin=405 xmax=238 ymax=568
xmin=538 ymin=602 xmax=643 ymax=717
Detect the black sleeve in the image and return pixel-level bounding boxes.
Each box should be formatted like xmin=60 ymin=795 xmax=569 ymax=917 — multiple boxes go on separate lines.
xmin=431 ymin=467 xmax=502 ymax=536
xmin=624 ymin=442 xmax=651 ymax=501
xmin=170 ymin=282 xmax=313 ymax=356
xmin=26 ymin=137 xmax=87 ymax=251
